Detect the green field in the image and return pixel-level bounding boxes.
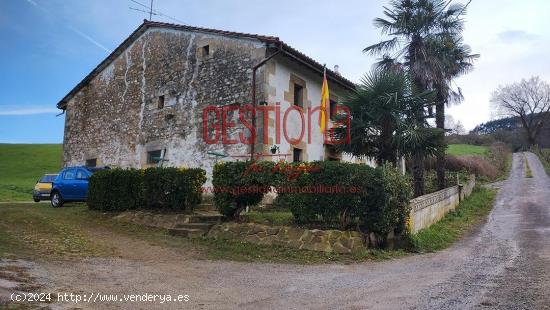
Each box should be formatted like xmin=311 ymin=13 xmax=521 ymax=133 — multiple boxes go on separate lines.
xmin=0 ymin=144 xmax=62 ymax=201
xmin=446 ymin=144 xmax=488 ymax=156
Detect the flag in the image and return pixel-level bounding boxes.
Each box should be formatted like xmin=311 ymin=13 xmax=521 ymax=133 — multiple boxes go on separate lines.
xmin=320 ymin=68 xmax=330 ymax=133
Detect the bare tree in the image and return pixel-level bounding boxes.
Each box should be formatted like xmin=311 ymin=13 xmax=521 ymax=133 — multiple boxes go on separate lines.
xmin=445 ymin=115 xmax=466 ymax=135
xmin=491 ymin=76 xmax=550 ymax=146
xmin=454 ymin=121 xmax=466 ymax=135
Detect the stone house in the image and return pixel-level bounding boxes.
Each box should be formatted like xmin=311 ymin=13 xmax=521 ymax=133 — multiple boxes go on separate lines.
xmin=57 ymin=20 xmax=360 ymax=178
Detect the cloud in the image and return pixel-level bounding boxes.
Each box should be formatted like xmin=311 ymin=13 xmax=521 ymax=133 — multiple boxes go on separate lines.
xmin=498 ymin=30 xmax=538 ymax=43
xmin=23 ymin=0 xmax=112 ymax=53
xmin=0 ymin=107 xmax=60 ymax=116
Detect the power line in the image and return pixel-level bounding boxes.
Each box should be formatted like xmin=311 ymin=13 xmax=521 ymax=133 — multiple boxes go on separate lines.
xmin=129 ymin=0 xmax=187 ymax=24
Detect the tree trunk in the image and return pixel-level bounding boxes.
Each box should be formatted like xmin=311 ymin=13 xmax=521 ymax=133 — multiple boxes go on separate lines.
xmin=411 ymin=76 xmax=427 ymax=197
xmin=435 ymin=95 xmax=446 ymax=190
xmin=412 ymin=153 xmax=425 ymax=197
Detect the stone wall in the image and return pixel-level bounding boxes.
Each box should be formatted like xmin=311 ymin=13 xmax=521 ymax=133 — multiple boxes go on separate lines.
xmin=409 ymin=175 xmax=476 ymax=233
xmin=207 ymin=222 xmax=366 ymax=254
xmin=63 ymin=27 xmax=267 ymax=179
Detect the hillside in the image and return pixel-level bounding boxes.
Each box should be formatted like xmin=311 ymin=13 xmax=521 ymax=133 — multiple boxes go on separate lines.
xmin=0 ymin=144 xmax=62 ymax=201
xmin=446 ymin=144 xmax=488 ymax=156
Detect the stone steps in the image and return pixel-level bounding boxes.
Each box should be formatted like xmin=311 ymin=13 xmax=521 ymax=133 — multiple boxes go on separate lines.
xmin=168 ymin=212 xmax=222 ymax=238
xmin=194 ymin=203 xmax=217 ymax=212
xmin=168 ymin=228 xmax=206 ymax=238
xmin=186 ymin=214 xmax=223 ymax=223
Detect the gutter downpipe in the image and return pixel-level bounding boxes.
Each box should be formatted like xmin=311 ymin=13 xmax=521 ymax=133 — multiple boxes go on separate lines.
xmin=250 ymin=42 xmax=283 ymax=160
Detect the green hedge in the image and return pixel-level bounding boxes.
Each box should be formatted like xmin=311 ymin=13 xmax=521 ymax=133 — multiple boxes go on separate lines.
xmin=212 ymin=161 xmax=275 ymax=218
xmin=212 ymin=160 xmax=412 ymax=236
xmin=88 ymin=168 xmax=143 ymax=212
xmin=88 ymin=167 xmax=206 ymax=212
xmin=143 ymin=167 xmax=206 ymax=211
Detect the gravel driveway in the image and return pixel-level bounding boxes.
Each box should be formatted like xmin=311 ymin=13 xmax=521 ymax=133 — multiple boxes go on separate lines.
xmin=7 ymin=152 xmax=550 ymax=309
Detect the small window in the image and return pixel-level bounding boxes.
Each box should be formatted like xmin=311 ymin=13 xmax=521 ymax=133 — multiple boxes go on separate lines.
xmin=85 ymin=158 xmax=97 ymax=167
xmin=147 ymin=150 xmax=163 ymax=165
xmin=293 ymin=84 xmax=303 ymax=107
xmin=293 ymin=148 xmax=302 ymax=163
xmin=63 ymin=169 xmax=76 ymax=180
xmin=158 ymin=95 xmax=165 ymax=109
xmin=329 ymin=99 xmax=337 ymax=121
xmin=202 ymin=45 xmax=210 ymax=56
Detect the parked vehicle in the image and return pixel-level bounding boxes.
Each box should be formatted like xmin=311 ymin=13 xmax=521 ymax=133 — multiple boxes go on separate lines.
xmin=32 ymin=174 xmax=58 ymax=202
xmin=50 ymin=166 xmax=109 ymax=208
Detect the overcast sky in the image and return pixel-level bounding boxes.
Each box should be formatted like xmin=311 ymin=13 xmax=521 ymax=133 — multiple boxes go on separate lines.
xmin=1 ymin=0 xmax=549 ymax=143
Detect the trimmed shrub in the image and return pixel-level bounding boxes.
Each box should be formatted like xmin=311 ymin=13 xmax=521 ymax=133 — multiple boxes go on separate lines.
xmin=275 ymin=161 xmax=368 ymax=228
xmin=88 ymin=168 xmax=144 ymax=212
xmin=358 ymin=165 xmax=412 ymax=237
xmin=143 ymin=167 xmax=207 ymax=211
xmin=275 ymin=162 xmax=412 ymax=236
xmin=212 ymin=160 xmax=412 ymax=240
xmin=88 ymin=167 xmax=206 ymax=212
xmin=212 ymin=161 xmax=276 ymax=218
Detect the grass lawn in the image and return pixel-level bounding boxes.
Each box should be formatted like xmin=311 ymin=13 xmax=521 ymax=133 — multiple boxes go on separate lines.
xmin=446 ymin=144 xmax=488 ymax=156
xmin=0 ymin=203 xmax=406 ymax=264
xmin=411 ymin=187 xmax=496 ymax=252
xmin=0 ymin=144 xmax=62 ymax=201
xmin=242 ymin=210 xmax=295 ymax=226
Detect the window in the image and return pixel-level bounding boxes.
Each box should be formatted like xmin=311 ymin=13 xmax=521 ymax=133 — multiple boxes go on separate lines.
xmin=85 ymin=158 xmax=97 ymax=167
xmin=40 ymin=175 xmax=57 ymax=183
xmin=293 ymin=84 xmax=303 ymax=107
xmin=158 ymin=95 xmax=165 ymax=109
xmin=76 ymin=169 xmax=89 ymax=180
xmin=202 ymin=45 xmax=210 ymax=57
xmin=63 ymin=169 xmax=76 ymax=180
xmin=147 ymin=150 xmax=163 ymax=165
xmin=329 ymin=99 xmax=337 ymax=121
xmin=293 ymin=148 xmax=302 ymax=162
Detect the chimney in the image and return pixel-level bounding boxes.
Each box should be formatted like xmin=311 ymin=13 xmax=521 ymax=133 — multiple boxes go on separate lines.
xmin=334 ymin=65 xmax=340 ymax=75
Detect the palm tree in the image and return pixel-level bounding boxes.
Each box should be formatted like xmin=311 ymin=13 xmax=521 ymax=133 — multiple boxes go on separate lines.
xmin=429 ymin=34 xmax=478 ymax=189
xmin=364 ymin=0 xmax=470 ymax=196
xmin=337 ymin=69 xmax=442 ymax=167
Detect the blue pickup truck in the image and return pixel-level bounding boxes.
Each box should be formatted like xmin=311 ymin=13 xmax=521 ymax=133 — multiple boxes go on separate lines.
xmin=50 ymin=166 xmax=109 ymax=207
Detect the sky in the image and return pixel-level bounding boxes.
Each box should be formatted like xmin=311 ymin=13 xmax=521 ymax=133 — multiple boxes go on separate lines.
xmin=1 ymin=0 xmax=549 ymax=143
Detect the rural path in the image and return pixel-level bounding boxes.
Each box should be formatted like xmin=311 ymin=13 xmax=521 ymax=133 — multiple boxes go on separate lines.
xmin=7 ymin=152 xmax=550 ymax=309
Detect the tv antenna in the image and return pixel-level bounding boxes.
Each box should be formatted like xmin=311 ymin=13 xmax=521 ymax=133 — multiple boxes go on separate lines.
xmin=129 ymin=0 xmax=186 ymax=24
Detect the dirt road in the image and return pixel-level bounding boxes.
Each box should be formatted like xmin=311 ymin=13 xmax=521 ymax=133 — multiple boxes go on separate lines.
xmin=6 ymin=153 xmax=550 ymax=309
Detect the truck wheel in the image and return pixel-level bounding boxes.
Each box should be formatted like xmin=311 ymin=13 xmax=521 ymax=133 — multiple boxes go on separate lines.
xmin=33 ymin=198 xmax=40 ymax=202
xmin=51 ymin=192 xmax=64 ymax=208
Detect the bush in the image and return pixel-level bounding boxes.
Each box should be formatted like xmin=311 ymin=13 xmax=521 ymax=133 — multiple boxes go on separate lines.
xmin=212 ymin=160 xmax=412 ymax=240
xmin=212 ymin=161 xmax=276 ymax=218
xmin=275 ymin=161 xmax=368 ymax=228
xmin=88 ymin=167 xmax=206 ymax=212
xmin=143 ymin=167 xmax=206 ymax=211
xmin=359 ymin=165 xmax=412 ymax=236
xmin=88 ymin=168 xmax=144 ymax=212
xmin=276 ymin=162 xmax=412 ymax=236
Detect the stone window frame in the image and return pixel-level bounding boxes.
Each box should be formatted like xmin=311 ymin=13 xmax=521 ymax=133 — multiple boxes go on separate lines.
xmin=284 ymin=74 xmax=310 ymax=109
xmin=198 ymin=41 xmax=214 ymax=59
xmin=283 ymin=74 xmax=311 ymax=162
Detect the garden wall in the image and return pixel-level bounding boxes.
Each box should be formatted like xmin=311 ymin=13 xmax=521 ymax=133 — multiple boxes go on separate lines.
xmin=409 ymin=175 xmax=476 ymax=233
xmin=207 ymin=223 xmax=366 ymax=254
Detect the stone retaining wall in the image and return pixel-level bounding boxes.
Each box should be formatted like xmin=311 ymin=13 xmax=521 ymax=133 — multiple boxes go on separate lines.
xmin=409 ymin=175 xmax=476 ymax=233
xmin=207 ymin=223 xmax=366 ymax=254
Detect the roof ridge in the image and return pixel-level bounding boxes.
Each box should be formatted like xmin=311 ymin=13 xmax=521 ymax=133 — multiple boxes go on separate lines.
xmin=142 ymin=20 xmax=281 ymax=42
xmin=56 ymin=21 xmax=355 ymax=109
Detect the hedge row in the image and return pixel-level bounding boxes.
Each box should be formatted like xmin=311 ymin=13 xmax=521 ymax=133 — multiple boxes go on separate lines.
xmin=212 ymin=160 xmax=412 ymax=236
xmin=88 ymin=167 xmax=206 ymax=212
